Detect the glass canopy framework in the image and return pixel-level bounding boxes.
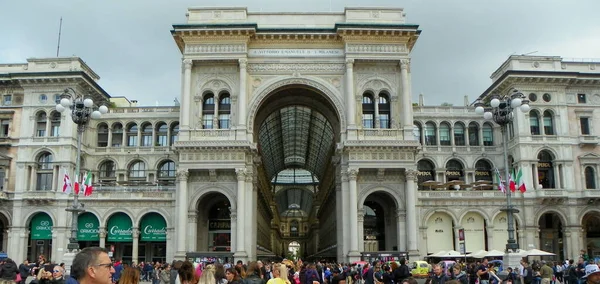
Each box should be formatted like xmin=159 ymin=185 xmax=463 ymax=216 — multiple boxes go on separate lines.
xmin=258 ymin=105 xmax=335 ymax=218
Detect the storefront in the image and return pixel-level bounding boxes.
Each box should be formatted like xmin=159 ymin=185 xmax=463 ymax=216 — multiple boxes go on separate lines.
xmin=78 ymin=212 xmax=100 ymax=249
xmin=106 ymin=212 xmax=133 ymax=262
xmin=29 ymin=212 xmax=53 ymax=261
xmin=139 ymin=213 xmax=167 ymax=262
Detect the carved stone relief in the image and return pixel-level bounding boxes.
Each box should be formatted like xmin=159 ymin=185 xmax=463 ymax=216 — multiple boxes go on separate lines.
xmin=185 ymin=44 xmax=246 ymax=54
xmin=247 ymin=63 xmax=345 ymax=74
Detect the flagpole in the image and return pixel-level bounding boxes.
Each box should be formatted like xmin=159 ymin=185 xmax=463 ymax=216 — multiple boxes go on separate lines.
xmin=501 ymin=125 xmax=517 ymax=251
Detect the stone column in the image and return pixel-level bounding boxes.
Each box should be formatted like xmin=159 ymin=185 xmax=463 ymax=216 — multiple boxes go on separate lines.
xmin=345 ymin=59 xmax=356 ymax=127
xmin=132 ymin=227 xmax=139 ymax=264
xmin=52 ymin=165 xmax=58 ymax=191
xmin=30 ymin=165 xmax=36 ymax=191
xmin=99 ymin=227 xmax=106 ymax=248
xmin=400 ymin=59 xmax=414 ymax=139
xmin=405 ymin=170 xmax=418 ymax=256
xmin=238 ymin=59 xmax=248 ymax=127
xmin=187 ymin=212 xmax=197 ymax=251
xmin=213 ymin=95 xmax=220 ymax=129
xmin=358 ymin=209 xmax=365 ymax=252
xmin=175 ymin=169 xmax=189 ymax=259
xmin=230 ymin=212 xmax=237 ymax=253
xmin=554 ymin=164 xmax=561 ymax=189
xmin=533 ymin=164 xmax=540 ymax=189
xmin=374 ymin=94 xmax=380 ymax=128
xmin=397 ymin=210 xmax=407 ymax=252
xmin=107 ymin=128 xmax=113 ymax=148
xmin=336 ymin=182 xmax=344 ymax=261
xmin=234 ymin=169 xmax=248 ymax=260
xmin=348 ymin=168 xmax=360 ymax=260
xmin=341 ymin=171 xmax=350 ymax=259
xmin=194 ymin=95 xmax=203 ymax=129
xmin=181 ymin=59 xmax=193 ymax=135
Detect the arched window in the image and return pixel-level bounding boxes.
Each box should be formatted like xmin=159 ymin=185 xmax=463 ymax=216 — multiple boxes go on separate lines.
xmin=170 ymin=123 xmax=179 ymax=146
xmin=290 ymin=220 xmax=299 ymax=237
xmin=99 ymin=160 xmax=116 ymax=180
xmin=50 ymin=111 xmax=61 ymax=137
xmin=439 ymin=122 xmax=451 ymax=145
xmin=128 ymin=160 xmax=146 ymax=180
xmin=537 ymin=150 xmax=555 ymax=189
xmin=203 ymin=93 xmax=215 ymax=129
xmin=530 ymin=110 xmax=541 ymax=135
xmin=468 ymin=122 xmax=480 ymax=146
xmin=483 ymin=123 xmax=494 ymax=146
xmin=424 ymin=122 xmax=437 ymax=145
xmin=417 ymin=160 xmax=436 ymax=190
xmin=218 ymin=93 xmax=231 ymax=129
xmin=362 ymin=93 xmax=375 ymax=128
xmin=155 ymin=122 xmax=168 ymax=147
xmin=585 ymin=166 xmax=596 ymax=189
xmin=54 ymin=94 xmax=61 ymax=105
xmin=141 ymin=123 xmax=152 ymax=146
xmin=543 ymin=110 xmax=555 ymax=135
xmin=445 ymin=159 xmax=464 ymax=183
xmin=158 ymin=160 xmax=176 ymax=180
xmin=474 ymin=160 xmax=493 ymax=183
xmin=454 ymin=122 xmax=465 ymax=146
xmin=378 ymin=92 xmax=390 ymax=129
xmin=97 ymin=123 xmax=109 ymax=147
xmin=111 ymin=123 xmax=123 ymax=147
xmin=413 ymin=122 xmax=422 ymax=144
xmin=126 ymin=123 xmax=138 ymax=146
xmin=36 ymin=152 xmax=53 ymax=190
xmin=35 ymin=111 xmax=47 ymax=137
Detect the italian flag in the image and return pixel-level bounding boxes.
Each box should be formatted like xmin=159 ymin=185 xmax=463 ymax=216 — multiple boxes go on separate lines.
xmin=510 ymin=168 xmax=527 ymax=193
xmin=83 ymin=171 xmax=94 ymax=196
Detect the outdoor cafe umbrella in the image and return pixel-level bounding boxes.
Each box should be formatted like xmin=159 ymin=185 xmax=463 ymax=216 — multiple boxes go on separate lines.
xmin=485 ymin=250 xmax=507 ymax=257
xmin=466 ymin=250 xmax=488 ymax=258
xmin=526 ymin=249 xmax=556 ymax=256
xmin=437 ymin=250 xmax=465 ymax=258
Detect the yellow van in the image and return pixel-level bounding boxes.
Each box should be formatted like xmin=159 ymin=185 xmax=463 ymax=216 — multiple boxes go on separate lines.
xmin=410 ymin=261 xmax=431 ymax=278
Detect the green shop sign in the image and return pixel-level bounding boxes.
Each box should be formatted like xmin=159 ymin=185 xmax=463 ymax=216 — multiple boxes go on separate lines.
xmin=107 ymin=213 xmax=133 ymax=242
xmin=78 ymin=213 xmax=100 ymax=241
xmin=140 ymin=213 xmax=167 ymax=242
xmin=31 ymin=213 xmax=53 ymax=240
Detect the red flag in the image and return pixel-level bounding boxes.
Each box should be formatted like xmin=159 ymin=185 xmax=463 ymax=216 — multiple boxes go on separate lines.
xmin=73 ymin=174 xmax=80 ymax=195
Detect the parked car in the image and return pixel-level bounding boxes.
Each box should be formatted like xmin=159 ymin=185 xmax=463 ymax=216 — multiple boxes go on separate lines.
xmin=438 ymin=260 xmax=457 ymax=277
xmin=411 ymin=261 xmax=431 ymax=278
xmin=489 ymin=260 xmax=504 ymax=272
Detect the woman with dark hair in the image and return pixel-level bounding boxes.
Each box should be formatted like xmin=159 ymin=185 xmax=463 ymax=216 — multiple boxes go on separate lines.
xmin=226 ymin=267 xmax=241 ymax=284
xmin=214 ymin=264 xmax=227 ymax=284
xmin=179 ymin=261 xmax=198 ymax=284
xmin=0 ymin=258 xmax=19 ymax=281
xmin=245 ymin=262 xmax=265 ymax=284
xmin=393 ymin=258 xmax=411 ymax=284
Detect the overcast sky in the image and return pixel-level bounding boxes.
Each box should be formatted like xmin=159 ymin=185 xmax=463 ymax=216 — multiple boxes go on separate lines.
xmin=2 ymin=0 xmax=599 ymax=106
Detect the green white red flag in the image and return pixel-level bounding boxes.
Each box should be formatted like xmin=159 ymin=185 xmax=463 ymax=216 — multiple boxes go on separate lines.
xmin=83 ymin=171 xmax=94 ymax=196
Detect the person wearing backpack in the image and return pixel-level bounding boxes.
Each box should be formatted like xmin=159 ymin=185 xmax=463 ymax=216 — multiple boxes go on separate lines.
xmin=521 ymin=260 xmax=533 ymax=284
xmin=566 ymin=260 xmax=578 ymax=284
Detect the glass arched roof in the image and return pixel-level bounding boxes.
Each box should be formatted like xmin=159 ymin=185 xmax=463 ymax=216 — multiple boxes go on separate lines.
xmin=258 ymin=106 xmax=334 ymax=181
xmin=272 ymin=168 xmax=319 ymax=184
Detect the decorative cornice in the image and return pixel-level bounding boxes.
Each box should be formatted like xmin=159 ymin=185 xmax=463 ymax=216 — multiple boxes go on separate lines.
xmin=185 ymin=44 xmax=246 ymax=55
xmin=346 ymin=44 xmax=407 ymax=54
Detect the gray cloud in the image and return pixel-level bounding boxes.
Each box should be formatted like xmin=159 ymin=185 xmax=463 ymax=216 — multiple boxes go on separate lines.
xmin=1 ymin=0 xmax=599 ymax=106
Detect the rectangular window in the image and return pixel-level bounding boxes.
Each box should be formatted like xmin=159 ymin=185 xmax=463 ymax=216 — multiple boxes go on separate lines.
xmin=362 ymin=114 xmax=374 ymax=129
xmin=468 ymin=126 xmax=479 ymax=146
xmin=439 ymin=128 xmax=451 ymax=145
xmin=1 ymin=120 xmax=9 ymax=137
xmin=530 ymin=116 xmax=540 ymax=135
xmin=3 ymin=95 xmax=12 ymax=106
xmin=454 ymin=129 xmax=465 ymax=146
xmin=483 ymin=128 xmax=493 ymax=146
xmin=379 ymin=114 xmax=389 ymax=129
xmin=127 ymin=136 xmax=138 ymax=147
xmin=425 ymin=127 xmax=436 ymax=146
xmin=203 ymin=114 xmax=214 ymax=129
xmin=142 ymin=135 xmax=152 ymax=147
xmin=219 ymin=114 xmax=230 ymax=129
xmin=51 ymin=125 xmax=60 ymax=137
xmin=36 ymin=173 xmax=53 ymax=191
xmin=580 ymin=117 xmax=591 ymax=135
xmin=578 ymin=94 xmax=587 ymax=104
xmin=157 ymin=135 xmax=168 ymax=147
xmin=543 ymin=116 xmax=554 ymax=135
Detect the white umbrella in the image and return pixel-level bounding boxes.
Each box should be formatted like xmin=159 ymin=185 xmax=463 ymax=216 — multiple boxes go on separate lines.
xmin=526 ymin=249 xmax=556 ymax=256
xmin=485 ymin=250 xmax=506 ymax=257
xmin=428 ymin=250 xmax=448 ymax=257
xmin=466 ymin=250 xmax=488 ymax=258
xmin=438 ymin=250 xmax=464 ymax=258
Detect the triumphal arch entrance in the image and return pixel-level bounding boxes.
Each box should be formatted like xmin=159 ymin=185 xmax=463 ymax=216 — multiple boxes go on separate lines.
xmin=170 ymin=6 xmax=421 ymax=262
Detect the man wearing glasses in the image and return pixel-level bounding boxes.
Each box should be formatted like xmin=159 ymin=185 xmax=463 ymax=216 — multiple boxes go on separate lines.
xmin=51 ymin=265 xmax=66 ymax=284
xmin=71 ymin=247 xmax=115 ymax=284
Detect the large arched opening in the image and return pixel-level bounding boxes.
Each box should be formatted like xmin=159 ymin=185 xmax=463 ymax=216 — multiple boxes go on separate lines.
xmin=362 ymin=191 xmax=399 ymax=252
xmin=252 ymin=85 xmax=341 ymax=260
xmin=195 ymin=192 xmax=233 ymax=263
xmin=538 ymin=211 xmax=565 ymax=259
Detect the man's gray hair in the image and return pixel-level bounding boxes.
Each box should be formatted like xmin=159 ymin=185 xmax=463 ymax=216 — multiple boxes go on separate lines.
xmin=71 ymin=247 xmax=109 ymax=280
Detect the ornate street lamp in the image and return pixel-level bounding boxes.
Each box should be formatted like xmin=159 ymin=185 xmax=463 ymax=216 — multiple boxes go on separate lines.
xmin=474 ymin=89 xmax=529 ymax=253
xmin=56 ymin=88 xmax=108 ymax=253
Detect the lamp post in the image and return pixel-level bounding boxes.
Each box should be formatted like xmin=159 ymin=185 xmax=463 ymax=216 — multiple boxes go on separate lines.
xmin=56 ymin=87 xmax=108 ymax=263
xmin=474 ymin=89 xmax=529 ymax=256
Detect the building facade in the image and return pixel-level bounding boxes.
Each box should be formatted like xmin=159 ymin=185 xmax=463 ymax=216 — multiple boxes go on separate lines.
xmin=0 ymin=7 xmax=599 ymax=264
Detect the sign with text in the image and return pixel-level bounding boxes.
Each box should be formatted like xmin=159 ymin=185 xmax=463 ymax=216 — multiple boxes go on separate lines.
xmin=248 ymin=49 xmax=345 ymax=57
xmin=107 ymin=213 xmax=133 ymax=242
xmin=140 ymin=213 xmax=167 ymax=242
xmin=31 ymin=213 xmax=53 ymax=240
xmin=209 ymin=220 xmax=231 ymax=230
xmin=78 ymin=212 xmax=100 ymax=241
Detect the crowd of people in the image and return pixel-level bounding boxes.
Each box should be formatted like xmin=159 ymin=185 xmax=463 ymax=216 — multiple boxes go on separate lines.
xmin=1 ymin=248 xmax=599 ymax=284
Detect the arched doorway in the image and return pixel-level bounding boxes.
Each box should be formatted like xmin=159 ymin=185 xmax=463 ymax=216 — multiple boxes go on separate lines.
xmin=538 ymin=212 xmax=564 ymax=258
xmin=582 ymin=211 xmax=600 ymax=257
xmin=78 ymin=212 xmax=100 ymax=249
xmin=426 ymin=212 xmax=455 ymax=254
xmin=460 ymin=212 xmax=486 ymax=253
xmin=362 ymin=191 xmax=399 ymax=252
xmin=28 ymin=212 xmax=53 ymax=261
xmin=106 ymin=212 xmax=134 ymax=262
xmin=139 ymin=213 xmax=167 ymax=262
xmin=0 ymin=213 xmax=8 ymax=252
xmin=537 ymin=150 xmax=555 ymax=189
xmin=492 ymin=212 xmax=520 ymax=251
xmin=196 ymin=192 xmax=232 ymax=262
